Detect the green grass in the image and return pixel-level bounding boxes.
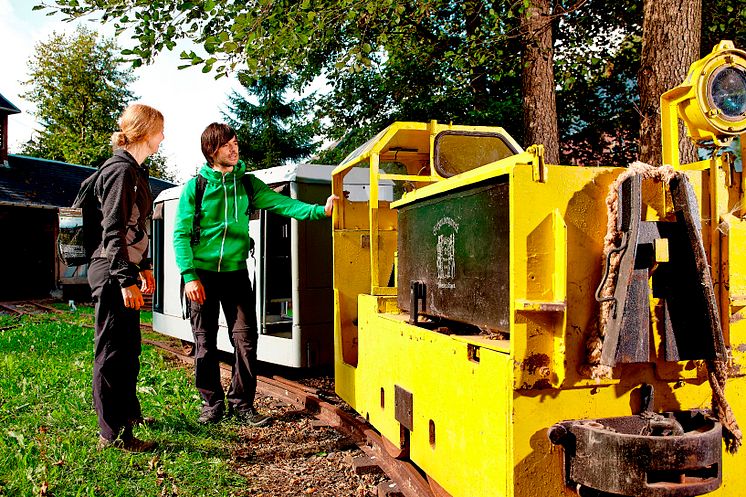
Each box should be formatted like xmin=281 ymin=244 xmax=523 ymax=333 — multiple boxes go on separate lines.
xmin=0 ymin=308 xmax=248 ymax=497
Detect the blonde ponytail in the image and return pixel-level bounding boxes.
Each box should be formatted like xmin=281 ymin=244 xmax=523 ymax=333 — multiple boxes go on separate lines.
xmin=111 ymin=131 xmax=129 ymax=148
xmin=111 ymin=104 xmax=164 ymax=150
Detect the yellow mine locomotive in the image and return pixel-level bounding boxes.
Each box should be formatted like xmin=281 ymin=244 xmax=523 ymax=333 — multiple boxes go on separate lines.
xmin=330 ymin=41 xmax=746 ymax=496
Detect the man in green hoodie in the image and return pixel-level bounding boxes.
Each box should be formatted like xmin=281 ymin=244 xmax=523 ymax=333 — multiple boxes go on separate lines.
xmin=173 ymin=123 xmax=337 ymax=426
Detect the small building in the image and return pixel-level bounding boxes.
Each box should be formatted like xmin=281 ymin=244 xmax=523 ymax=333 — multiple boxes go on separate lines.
xmin=0 ymin=92 xmax=174 ymax=301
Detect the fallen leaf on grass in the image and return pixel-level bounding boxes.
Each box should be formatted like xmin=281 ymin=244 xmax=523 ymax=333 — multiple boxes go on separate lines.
xmin=39 ymin=481 xmax=49 ymax=496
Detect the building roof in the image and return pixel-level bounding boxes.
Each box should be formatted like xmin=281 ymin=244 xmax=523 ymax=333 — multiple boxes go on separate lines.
xmin=0 ymin=93 xmax=21 ymax=115
xmin=0 ymin=154 xmax=175 ymax=209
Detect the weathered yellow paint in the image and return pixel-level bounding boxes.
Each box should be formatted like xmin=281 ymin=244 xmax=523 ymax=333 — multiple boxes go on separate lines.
xmin=332 ymin=43 xmax=746 ymax=497
xmin=355 ymin=295 xmax=514 ymax=496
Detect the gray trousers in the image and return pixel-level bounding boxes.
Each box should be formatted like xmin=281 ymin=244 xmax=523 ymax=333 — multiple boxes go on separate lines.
xmin=189 ymin=269 xmax=258 ymax=414
xmin=88 ymin=257 xmax=142 ymax=441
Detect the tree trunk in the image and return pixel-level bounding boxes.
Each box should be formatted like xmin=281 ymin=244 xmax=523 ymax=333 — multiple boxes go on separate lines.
xmin=638 ymin=0 xmax=702 ymax=166
xmin=520 ymin=0 xmax=560 ymax=164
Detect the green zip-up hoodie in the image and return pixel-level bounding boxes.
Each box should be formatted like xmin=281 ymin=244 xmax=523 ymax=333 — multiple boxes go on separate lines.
xmin=173 ymin=161 xmax=327 ymax=283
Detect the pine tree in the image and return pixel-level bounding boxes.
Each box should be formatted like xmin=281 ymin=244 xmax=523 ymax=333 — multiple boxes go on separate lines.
xmin=223 ymin=74 xmax=318 ymax=171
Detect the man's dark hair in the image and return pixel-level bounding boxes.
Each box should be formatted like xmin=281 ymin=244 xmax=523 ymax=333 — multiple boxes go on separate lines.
xmin=201 ymin=123 xmax=237 ymax=164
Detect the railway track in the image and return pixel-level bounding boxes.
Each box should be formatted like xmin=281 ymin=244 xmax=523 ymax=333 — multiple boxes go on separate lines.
xmin=144 ymin=337 xmax=437 ymax=497
xmin=1 ymin=299 xmax=438 ymax=497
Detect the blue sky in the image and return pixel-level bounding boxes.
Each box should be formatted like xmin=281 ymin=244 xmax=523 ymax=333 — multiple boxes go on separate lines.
xmin=0 ymin=0 xmax=239 ymax=182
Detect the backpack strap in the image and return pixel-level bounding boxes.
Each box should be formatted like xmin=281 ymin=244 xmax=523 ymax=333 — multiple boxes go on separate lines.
xmin=189 ymin=173 xmax=254 ymax=247
xmin=241 ymin=174 xmax=257 ymax=257
xmin=190 ymin=175 xmax=207 ymax=247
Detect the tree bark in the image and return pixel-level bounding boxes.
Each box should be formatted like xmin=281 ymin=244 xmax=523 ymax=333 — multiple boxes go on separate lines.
xmin=520 ymin=0 xmax=560 ymax=164
xmin=638 ymin=0 xmax=702 ymax=166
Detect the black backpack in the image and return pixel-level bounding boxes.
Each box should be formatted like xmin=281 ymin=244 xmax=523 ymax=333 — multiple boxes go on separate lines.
xmin=58 ymin=161 xmax=117 ymax=267
xmin=190 ymin=173 xmax=256 ymax=251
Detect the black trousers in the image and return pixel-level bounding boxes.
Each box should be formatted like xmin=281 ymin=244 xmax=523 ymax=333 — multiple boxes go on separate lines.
xmin=88 ymin=257 xmax=142 ymax=441
xmin=189 ymin=269 xmax=258 ymax=414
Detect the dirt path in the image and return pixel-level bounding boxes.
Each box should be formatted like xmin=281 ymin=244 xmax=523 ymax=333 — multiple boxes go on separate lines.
xmin=230 ymin=391 xmax=386 ymax=496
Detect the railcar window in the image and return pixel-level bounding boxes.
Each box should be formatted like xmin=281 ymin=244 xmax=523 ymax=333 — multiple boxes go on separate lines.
xmin=261 ymin=184 xmax=293 ymax=338
xmin=434 ymin=131 xmax=518 ymax=177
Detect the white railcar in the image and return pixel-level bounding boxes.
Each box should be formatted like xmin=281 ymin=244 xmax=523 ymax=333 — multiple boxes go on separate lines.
xmin=151 ymin=164 xmax=390 ymax=368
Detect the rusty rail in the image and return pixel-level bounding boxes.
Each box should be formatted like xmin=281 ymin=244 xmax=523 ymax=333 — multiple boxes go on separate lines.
xmin=0 ymin=299 xmax=69 ymax=314
xmin=143 ymin=338 xmax=437 ymax=497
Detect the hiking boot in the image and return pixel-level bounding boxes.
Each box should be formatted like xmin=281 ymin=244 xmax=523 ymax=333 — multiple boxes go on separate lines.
xmin=97 ymin=436 xmax=157 ymax=453
xmin=234 ymin=409 xmax=271 ymax=427
xmin=197 ymin=406 xmax=224 ymax=425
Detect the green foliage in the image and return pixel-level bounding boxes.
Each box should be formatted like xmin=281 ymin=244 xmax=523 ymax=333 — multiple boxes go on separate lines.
xmin=554 ymin=0 xmax=643 ymax=166
xmin=0 ymin=310 xmax=246 ymax=496
xmin=38 ymin=0 xmax=732 ymax=167
xmin=309 ymin=0 xmax=525 ymax=162
xmin=223 ymin=74 xmax=318 ymax=170
xmin=702 ymin=1 xmax=746 ymax=55
xmin=39 ymin=0 xmax=526 ymax=162
xmin=146 ymin=151 xmax=178 ymax=182
xmin=21 ymin=26 xmax=136 ymax=167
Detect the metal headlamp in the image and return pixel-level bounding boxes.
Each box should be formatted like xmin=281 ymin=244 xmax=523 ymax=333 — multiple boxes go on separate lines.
xmin=661 ymin=41 xmax=746 ymax=167
xmin=706 ymin=64 xmax=746 ymax=128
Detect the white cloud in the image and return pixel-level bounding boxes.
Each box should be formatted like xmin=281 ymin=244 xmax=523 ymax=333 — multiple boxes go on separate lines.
xmin=0 ymin=0 xmax=239 ymax=183
xmin=131 ymin=47 xmax=236 ymax=182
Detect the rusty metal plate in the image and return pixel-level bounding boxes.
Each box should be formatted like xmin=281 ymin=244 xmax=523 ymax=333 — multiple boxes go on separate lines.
xmin=396 ymin=179 xmax=509 ymax=331
xmin=394 ymin=385 xmax=413 ymax=432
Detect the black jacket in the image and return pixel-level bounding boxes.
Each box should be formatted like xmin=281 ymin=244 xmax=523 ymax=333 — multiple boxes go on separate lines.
xmin=93 ymin=149 xmax=153 ymax=288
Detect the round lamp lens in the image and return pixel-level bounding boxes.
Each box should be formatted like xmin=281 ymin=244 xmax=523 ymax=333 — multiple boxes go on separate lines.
xmin=711 ymin=66 xmax=746 ymax=119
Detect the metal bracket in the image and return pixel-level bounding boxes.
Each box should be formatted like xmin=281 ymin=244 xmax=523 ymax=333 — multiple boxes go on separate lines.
xmin=526 ymin=144 xmax=547 ymax=183
xmin=394 ymin=385 xmax=414 ymax=432
xmin=549 ymin=410 xmax=722 ymax=497
xmin=599 ymin=174 xmax=727 ymax=366
xmin=409 ymin=281 xmax=426 ymax=324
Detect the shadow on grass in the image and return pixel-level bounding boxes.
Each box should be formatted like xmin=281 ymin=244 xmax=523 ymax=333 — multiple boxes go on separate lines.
xmin=154 ymin=438 xmax=234 ymax=459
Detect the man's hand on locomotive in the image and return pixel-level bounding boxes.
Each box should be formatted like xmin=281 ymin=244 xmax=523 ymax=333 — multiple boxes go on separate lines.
xmin=324 ymin=194 xmax=340 ymax=217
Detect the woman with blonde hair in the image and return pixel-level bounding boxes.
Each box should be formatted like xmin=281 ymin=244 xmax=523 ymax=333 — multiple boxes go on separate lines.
xmin=89 ymin=103 xmax=164 ymax=452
